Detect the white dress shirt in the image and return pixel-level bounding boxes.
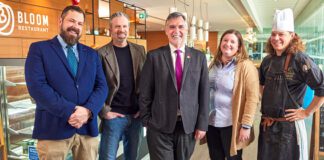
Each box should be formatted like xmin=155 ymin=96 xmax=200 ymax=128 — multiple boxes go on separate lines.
xmin=169 ymin=44 xmax=185 ymax=69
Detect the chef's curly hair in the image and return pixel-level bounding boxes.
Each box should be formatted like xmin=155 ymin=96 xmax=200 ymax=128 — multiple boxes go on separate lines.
xmin=265 ymin=32 xmax=305 ymax=55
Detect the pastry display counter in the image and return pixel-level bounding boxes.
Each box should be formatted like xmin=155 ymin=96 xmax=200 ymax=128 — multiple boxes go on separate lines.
xmin=0 ymin=66 xmax=36 ymax=160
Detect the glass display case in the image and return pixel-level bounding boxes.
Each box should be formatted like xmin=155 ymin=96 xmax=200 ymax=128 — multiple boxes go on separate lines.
xmin=0 ymin=64 xmax=36 ymax=160
xmin=0 ymin=63 xmax=149 ymax=160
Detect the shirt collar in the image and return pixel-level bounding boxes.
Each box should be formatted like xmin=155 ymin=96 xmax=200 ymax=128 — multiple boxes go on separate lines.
xmin=57 ymin=34 xmax=77 ymax=50
xmin=169 ymin=43 xmax=185 ymax=54
xmin=215 ymin=57 xmax=237 ymax=68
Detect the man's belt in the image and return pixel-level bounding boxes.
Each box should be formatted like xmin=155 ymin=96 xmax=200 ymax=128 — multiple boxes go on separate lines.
xmin=261 ymin=117 xmax=288 ymax=131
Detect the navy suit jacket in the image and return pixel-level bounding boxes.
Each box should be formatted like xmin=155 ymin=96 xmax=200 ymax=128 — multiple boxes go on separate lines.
xmin=25 ymin=36 xmax=108 ymax=140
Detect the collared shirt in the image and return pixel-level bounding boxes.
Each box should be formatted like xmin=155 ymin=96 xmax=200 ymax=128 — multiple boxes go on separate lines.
xmin=57 ymin=34 xmax=79 ymax=61
xmin=209 ymin=59 xmax=236 ymax=127
xmin=169 ymin=43 xmax=185 ymax=70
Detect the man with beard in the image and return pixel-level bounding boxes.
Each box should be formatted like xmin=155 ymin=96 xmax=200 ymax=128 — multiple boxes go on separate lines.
xmin=25 ymin=5 xmax=108 ymax=160
xmin=97 ymin=12 xmax=146 ymax=160
xmin=139 ymin=12 xmax=209 ymax=160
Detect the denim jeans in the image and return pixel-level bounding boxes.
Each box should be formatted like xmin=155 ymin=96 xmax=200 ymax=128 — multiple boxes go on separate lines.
xmin=99 ymin=115 xmax=143 ymax=160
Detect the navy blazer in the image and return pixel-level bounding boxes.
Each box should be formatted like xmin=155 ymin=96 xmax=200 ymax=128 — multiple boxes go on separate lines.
xmin=25 ymin=36 xmax=108 ymax=140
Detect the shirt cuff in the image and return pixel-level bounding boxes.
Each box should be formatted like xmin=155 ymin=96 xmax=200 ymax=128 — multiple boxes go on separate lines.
xmin=241 ymin=124 xmax=252 ymax=129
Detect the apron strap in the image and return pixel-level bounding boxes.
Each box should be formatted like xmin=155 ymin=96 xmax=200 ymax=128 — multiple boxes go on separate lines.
xmin=284 ymin=53 xmax=292 ymax=73
xmin=283 ymin=53 xmax=301 ymax=108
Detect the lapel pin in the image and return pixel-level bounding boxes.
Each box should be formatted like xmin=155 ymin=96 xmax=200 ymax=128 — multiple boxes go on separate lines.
xmin=187 ymin=55 xmax=191 ymax=59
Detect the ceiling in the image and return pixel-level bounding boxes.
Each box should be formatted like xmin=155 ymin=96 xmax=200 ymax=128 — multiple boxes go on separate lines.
xmin=119 ymin=0 xmax=322 ymax=33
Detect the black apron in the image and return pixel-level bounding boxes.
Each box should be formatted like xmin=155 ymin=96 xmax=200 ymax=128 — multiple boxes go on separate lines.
xmin=258 ymin=54 xmax=300 ymax=160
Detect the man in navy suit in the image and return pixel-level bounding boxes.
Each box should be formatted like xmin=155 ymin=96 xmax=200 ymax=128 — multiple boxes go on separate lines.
xmin=139 ymin=12 xmax=209 ymax=160
xmin=25 ymin=5 xmax=108 ymax=160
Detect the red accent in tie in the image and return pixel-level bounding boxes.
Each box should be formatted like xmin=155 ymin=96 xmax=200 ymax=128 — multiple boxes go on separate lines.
xmin=175 ymin=49 xmax=183 ymax=93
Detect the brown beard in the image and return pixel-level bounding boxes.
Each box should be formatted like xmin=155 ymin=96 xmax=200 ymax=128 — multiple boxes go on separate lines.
xmin=60 ymin=26 xmax=81 ymax=46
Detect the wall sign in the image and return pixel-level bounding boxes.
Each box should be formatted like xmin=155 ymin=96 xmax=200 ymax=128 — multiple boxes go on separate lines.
xmin=16 ymin=11 xmax=49 ymax=33
xmin=0 ymin=2 xmax=14 ymax=35
xmin=0 ymin=0 xmax=59 ymax=38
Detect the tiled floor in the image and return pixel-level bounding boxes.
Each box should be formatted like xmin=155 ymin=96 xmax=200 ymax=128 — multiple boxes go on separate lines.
xmin=139 ymin=109 xmax=317 ymax=160
xmin=191 ymin=143 xmax=209 ymax=160
xmin=190 ymin=110 xmax=262 ymax=160
xmin=190 ymin=110 xmax=316 ymax=160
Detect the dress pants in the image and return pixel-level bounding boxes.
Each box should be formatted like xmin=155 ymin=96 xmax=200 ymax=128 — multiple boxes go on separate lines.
xmin=147 ymin=121 xmax=196 ymax=160
xmin=206 ymin=125 xmax=242 ymax=160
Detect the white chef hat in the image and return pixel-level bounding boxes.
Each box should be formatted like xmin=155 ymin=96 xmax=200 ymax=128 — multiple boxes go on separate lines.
xmin=272 ymin=8 xmax=294 ymax=32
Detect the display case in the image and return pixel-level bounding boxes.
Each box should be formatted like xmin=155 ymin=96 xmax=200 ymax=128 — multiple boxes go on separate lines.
xmin=0 ymin=62 xmax=149 ymax=160
xmin=0 ymin=64 xmax=36 ymax=160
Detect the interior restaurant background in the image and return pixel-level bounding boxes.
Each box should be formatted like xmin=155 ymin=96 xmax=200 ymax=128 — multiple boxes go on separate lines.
xmin=0 ymin=0 xmax=323 ymax=160
xmin=0 ymin=0 xmax=151 ymax=159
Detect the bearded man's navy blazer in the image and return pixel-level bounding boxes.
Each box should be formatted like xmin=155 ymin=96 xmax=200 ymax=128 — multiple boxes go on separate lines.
xmin=25 ymin=36 xmax=108 ymax=140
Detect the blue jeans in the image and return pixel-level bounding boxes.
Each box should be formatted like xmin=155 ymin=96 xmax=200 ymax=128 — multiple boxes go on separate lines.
xmin=99 ymin=115 xmax=143 ymax=160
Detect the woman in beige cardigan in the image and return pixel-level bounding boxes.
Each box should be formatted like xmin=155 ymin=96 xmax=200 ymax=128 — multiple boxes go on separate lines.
xmin=207 ymin=29 xmax=259 ymax=160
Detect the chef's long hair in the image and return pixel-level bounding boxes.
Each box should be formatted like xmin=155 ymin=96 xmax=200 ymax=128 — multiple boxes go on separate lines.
xmin=265 ymin=32 xmax=305 ymax=56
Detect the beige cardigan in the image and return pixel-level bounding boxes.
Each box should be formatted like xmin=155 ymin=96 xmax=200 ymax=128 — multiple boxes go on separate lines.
xmin=229 ymin=59 xmax=259 ymax=156
xmin=209 ymin=59 xmax=259 ymax=156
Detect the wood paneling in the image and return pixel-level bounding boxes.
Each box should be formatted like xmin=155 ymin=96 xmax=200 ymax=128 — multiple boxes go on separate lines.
xmin=129 ymin=23 xmax=136 ymax=38
xmin=134 ymin=39 xmax=147 ymax=52
xmin=92 ymin=0 xmax=99 ymax=33
xmin=0 ymin=38 xmax=22 ymax=58
xmin=84 ymin=35 xmax=95 ymax=47
xmin=124 ymin=5 xmax=140 ymax=38
xmin=95 ymin=36 xmax=111 ymax=49
xmin=138 ymin=31 xmax=168 ymax=52
xmin=125 ymin=7 xmax=135 ymax=22
xmin=86 ymin=14 xmax=94 ymax=34
xmin=110 ymin=0 xmax=124 ymax=16
xmin=139 ymin=31 xmax=217 ymax=53
xmin=98 ymin=19 xmax=109 ymax=35
xmin=127 ymin=39 xmax=147 ymax=51
xmin=22 ymin=38 xmax=45 ymax=58
xmin=21 ymin=0 xmax=73 ymax=11
xmin=126 ymin=38 xmax=136 ymax=44
xmin=84 ymin=0 xmax=94 ymax=13
xmin=208 ymin=31 xmax=218 ymax=56
xmin=20 ymin=0 xmax=91 ymax=12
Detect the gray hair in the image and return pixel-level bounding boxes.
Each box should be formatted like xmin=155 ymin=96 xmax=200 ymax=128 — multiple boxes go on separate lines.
xmin=109 ymin=12 xmax=130 ymax=27
xmin=166 ymin=12 xmax=186 ymax=23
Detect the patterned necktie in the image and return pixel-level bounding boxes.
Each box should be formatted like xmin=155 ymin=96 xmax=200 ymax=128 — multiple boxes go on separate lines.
xmin=66 ymin=46 xmax=78 ymax=77
xmin=175 ymin=49 xmax=183 ymax=93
